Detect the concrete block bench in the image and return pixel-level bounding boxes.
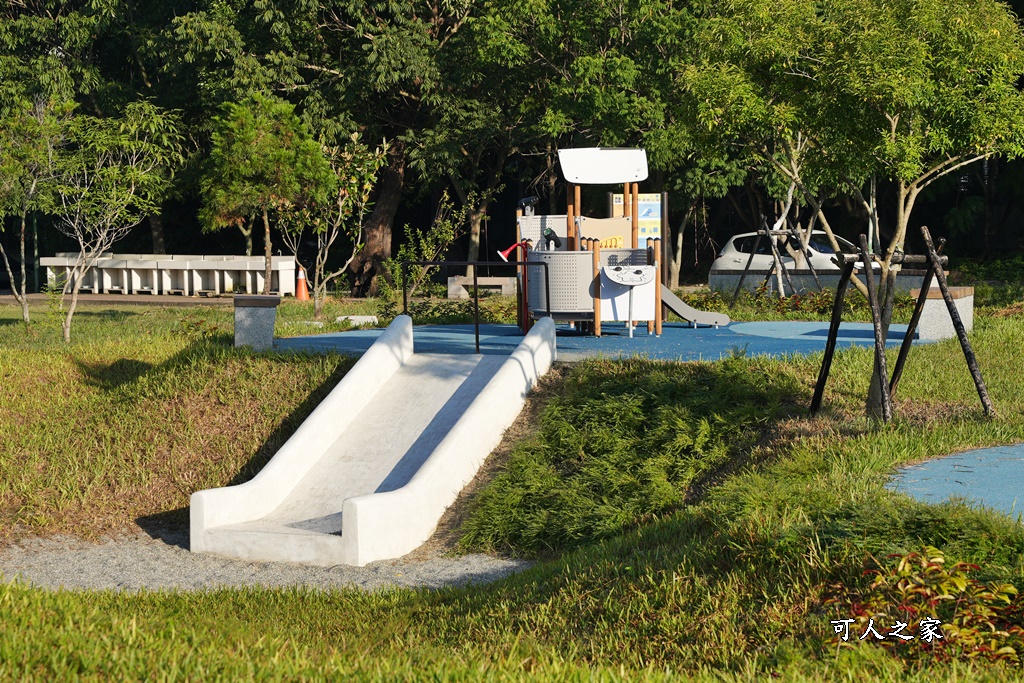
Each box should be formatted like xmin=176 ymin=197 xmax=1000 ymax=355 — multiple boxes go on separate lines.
xmin=42 ymin=253 xmax=297 ymax=296
xmin=234 ymin=295 xmax=282 ymax=350
xmin=910 ymin=285 xmax=974 ymax=341
xmin=447 ymin=276 xmax=517 ymax=299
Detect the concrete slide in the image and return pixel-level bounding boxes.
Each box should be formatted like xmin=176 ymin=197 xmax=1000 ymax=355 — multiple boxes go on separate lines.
xmin=661 ymin=284 xmax=730 ymax=327
xmin=190 ymin=315 xmax=556 ymax=567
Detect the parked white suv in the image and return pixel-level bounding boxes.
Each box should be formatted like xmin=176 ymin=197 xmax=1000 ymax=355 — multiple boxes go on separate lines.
xmin=711 ymin=230 xmax=862 ymax=272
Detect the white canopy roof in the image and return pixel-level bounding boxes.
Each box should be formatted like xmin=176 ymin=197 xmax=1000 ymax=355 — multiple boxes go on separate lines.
xmin=557 ymin=147 xmax=649 ymax=185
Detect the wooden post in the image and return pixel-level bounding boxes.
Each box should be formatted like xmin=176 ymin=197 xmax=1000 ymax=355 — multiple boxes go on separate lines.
xmin=860 ymin=234 xmax=892 ymax=423
xmin=810 ymin=261 xmax=856 ymax=414
xmin=731 ymin=231 xmax=764 ymax=308
xmin=920 ymin=226 xmax=996 ymax=417
xmin=623 ymin=183 xmax=631 ymax=219
xmin=631 ymin=183 xmax=640 ymax=248
xmin=593 ymin=241 xmax=602 ymax=336
xmin=579 ymin=239 xmax=591 ymax=334
xmin=573 ymin=184 xmax=582 ymax=251
xmin=646 ymin=238 xmax=654 ymax=334
xmin=889 ymin=268 xmax=936 ymax=399
xmin=768 ymin=232 xmax=797 ymax=297
xmin=566 ymin=181 xmax=576 ymax=253
xmin=654 ymin=238 xmax=663 ymax=335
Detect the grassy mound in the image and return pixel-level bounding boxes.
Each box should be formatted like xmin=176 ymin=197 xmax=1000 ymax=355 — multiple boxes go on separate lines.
xmin=4 ymin=301 xmax=1024 ymax=679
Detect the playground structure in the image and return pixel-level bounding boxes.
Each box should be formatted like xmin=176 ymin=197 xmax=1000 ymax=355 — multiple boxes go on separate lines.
xmin=510 ymin=148 xmax=729 ymax=334
xmin=191 ymin=315 xmax=556 ymax=567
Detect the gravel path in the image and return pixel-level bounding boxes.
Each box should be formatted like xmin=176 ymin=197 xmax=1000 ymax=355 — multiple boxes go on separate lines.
xmin=0 ymin=527 xmax=531 ymax=592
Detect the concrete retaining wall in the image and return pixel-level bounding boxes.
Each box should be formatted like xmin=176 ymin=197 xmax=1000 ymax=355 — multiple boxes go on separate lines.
xmin=710 ymin=269 xmax=934 ymax=297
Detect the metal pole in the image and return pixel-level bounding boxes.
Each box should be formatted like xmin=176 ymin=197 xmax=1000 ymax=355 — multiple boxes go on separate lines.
xmin=402 ymin=263 xmax=409 ymax=315
xmin=472 ymin=264 xmax=480 ymax=354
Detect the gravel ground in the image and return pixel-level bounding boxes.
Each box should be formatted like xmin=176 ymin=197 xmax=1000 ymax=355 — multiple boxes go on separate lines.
xmin=0 ymin=527 xmax=531 ymax=592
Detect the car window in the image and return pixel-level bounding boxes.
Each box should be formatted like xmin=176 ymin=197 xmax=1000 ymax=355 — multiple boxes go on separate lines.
xmin=734 ymin=236 xmax=772 ymax=255
xmin=808 ymin=238 xmax=836 ymax=254
xmin=808 ymin=236 xmax=857 ymax=254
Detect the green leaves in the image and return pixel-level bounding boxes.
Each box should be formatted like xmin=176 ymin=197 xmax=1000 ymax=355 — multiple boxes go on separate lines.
xmin=199 ymin=93 xmax=334 ymax=232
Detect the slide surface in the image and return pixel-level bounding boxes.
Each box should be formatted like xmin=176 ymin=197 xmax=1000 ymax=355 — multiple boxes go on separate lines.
xmin=191 ymin=316 xmax=556 ymax=566
xmin=661 ymin=284 xmax=730 ymax=327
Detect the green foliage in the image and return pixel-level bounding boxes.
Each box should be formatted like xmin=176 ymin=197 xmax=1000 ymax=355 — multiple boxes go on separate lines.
xmin=459 ymin=355 xmax=800 ymax=555
xmin=200 ymin=93 xmax=334 ymax=233
xmin=6 ymin=305 xmax=1024 ymax=678
xmin=378 ymin=190 xmax=471 ymax=305
xmin=826 ymin=547 xmax=1024 ymax=665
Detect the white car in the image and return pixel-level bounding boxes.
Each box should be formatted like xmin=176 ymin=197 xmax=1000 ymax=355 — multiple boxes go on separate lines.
xmin=711 ymin=230 xmax=865 ymax=272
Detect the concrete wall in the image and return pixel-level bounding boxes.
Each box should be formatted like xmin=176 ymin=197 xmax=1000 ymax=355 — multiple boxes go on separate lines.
xmin=340 ymin=316 xmax=556 ymax=566
xmin=190 ymin=315 xmax=414 ymax=552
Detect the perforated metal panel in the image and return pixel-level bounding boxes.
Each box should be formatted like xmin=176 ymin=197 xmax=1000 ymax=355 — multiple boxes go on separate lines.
xmin=600 ymin=249 xmax=648 ymax=267
xmin=527 ymin=251 xmax=595 ymax=314
xmin=518 ymin=215 xmax=569 ymax=250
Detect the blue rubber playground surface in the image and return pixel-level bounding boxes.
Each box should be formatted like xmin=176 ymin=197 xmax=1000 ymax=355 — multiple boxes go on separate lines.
xmin=888 ymin=445 xmax=1024 ymax=520
xmin=275 ymin=319 xmax=921 ymax=362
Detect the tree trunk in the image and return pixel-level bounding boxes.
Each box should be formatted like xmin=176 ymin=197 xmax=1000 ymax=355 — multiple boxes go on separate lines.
xmin=0 ymin=211 xmax=30 ymax=324
xmin=349 ymin=141 xmax=406 ymax=296
xmin=62 ymin=272 xmax=83 ymax=343
xmin=239 ymin=223 xmax=253 ymax=256
xmin=149 ymin=214 xmax=166 ymax=253
xmin=865 ymin=268 xmax=897 ymax=421
xmin=262 ymin=208 xmax=272 ymax=296
xmin=18 ymin=212 xmax=28 ymax=324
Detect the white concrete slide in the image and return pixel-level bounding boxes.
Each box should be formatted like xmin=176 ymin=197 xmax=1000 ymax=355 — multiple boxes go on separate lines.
xmin=190 ymin=315 xmax=556 ymax=566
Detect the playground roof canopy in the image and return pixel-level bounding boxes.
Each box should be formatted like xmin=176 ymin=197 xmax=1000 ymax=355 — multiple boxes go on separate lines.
xmin=558 ymin=147 xmax=648 ymax=185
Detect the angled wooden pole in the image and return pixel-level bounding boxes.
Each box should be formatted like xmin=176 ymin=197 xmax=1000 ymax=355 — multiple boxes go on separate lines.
xmin=889 ymin=239 xmax=944 ymax=398
xmin=731 ymin=231 xmax=763 ymax=308
xmin=810 ymin=261 xmax=856 ymax=414
xmin=920 ymin=226 xmax=995 ymax=417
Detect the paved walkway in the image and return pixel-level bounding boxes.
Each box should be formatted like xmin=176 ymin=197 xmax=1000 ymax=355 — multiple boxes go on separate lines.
xmin=277 ymin=320 xmax=920 ymax=362
xmin=888 ymin=446 xmax=1024 ymax=519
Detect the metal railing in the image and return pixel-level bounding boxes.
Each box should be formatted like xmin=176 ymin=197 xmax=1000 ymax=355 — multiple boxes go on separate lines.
xmin=400 ymin=260 xmax=550 ymax=354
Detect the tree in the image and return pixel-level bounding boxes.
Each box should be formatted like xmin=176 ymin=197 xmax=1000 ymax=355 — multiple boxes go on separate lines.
xmin=53 ymin=101 xmax=183 ymax=342
xmin=0 ymin=98 xmax=70 ymax=325
xmin=200 ymin=93 xmax=334 ymax=294
xmin=307 ymin=0 xmax=474 ymax=294
xmin=690 ymin=0 xmax=1024 ymax=419
xmin=814 ymin=0 xmax=1024 ymax=419
xmin=279 ymin=135 xmax=387 ymax=317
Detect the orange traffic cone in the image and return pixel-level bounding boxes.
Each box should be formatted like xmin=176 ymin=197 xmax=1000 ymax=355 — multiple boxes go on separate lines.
xmin=296 ymin=266 xmax=310 ymax=301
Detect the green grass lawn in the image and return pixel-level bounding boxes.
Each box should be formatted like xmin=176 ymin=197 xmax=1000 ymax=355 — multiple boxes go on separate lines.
xmin=3 ymin=296 xmax=1024 ymax=680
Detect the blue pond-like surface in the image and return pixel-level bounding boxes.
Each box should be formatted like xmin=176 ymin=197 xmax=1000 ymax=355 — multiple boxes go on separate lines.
xmin=888 ymin=446 xmax=1024 ymax=519
xmin=276 ymin=320 xmax=919 ymax=362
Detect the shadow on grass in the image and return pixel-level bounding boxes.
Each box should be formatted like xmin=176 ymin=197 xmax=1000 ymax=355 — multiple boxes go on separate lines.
xmin=73 ymin=357 xmax=154 ymax=390
xmin=126 ymin=340 xmax=353 ymax=549
xmin=71 ymin=309 xmax=140 ymax=321
xmin=456 ymin=356 xmax=806 ymax=558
